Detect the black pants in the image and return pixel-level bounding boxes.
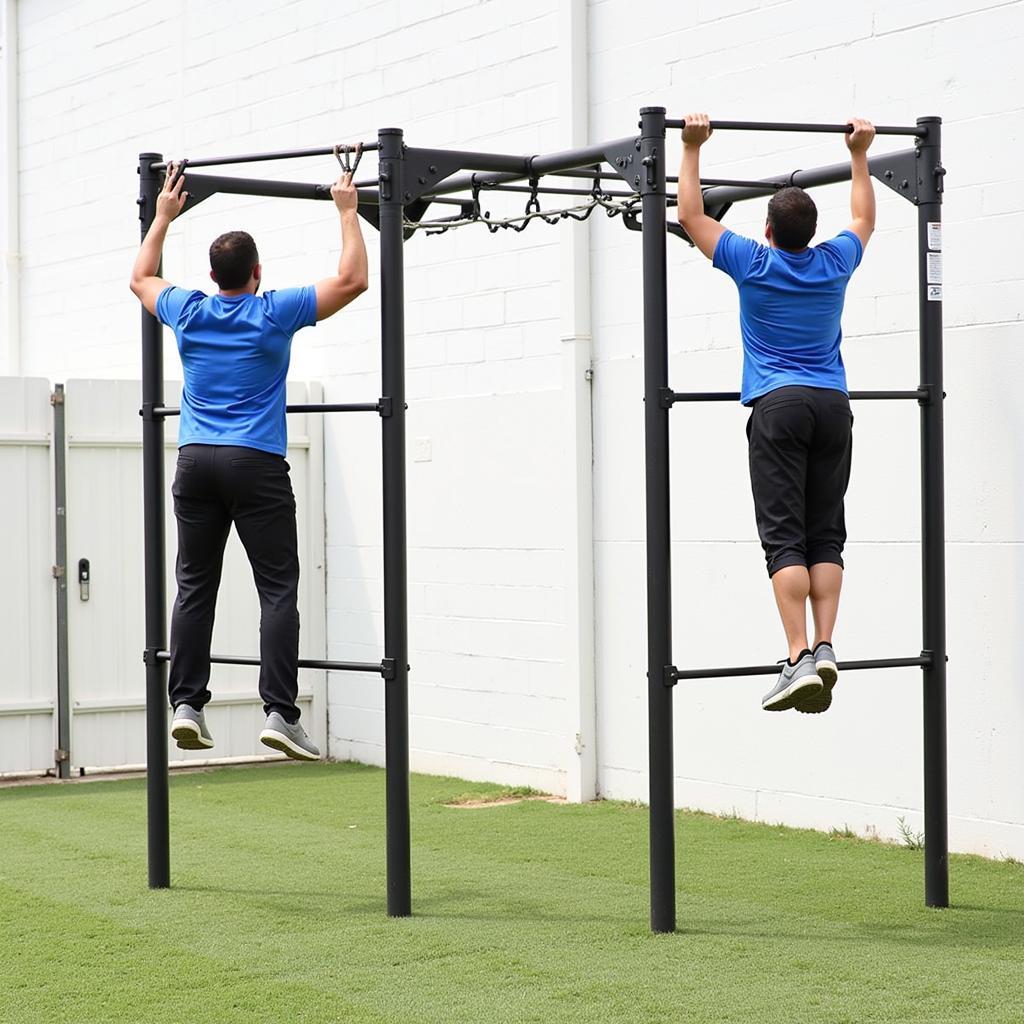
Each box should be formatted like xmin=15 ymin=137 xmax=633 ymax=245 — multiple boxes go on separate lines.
xmin=746 ymin=386 xmax=853 ymax=577
xmin=169 ymin=444 xmax=301 ymax=723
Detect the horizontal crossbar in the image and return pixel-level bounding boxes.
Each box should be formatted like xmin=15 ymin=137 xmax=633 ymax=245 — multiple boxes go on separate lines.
xmin=151 ymin=402 xmax=382 ymax=418
xmin=155 ymin=650 xmax=387 ymax=674
xmin=664 ymin=118 xmax=923 ymax=137
xmin=150 ymin=141 xmax=380 ymax=173
xmin=668 ymin=389 xmax=927 ymax=404
xmin=671 ymin=654 xmax=932 ymax=682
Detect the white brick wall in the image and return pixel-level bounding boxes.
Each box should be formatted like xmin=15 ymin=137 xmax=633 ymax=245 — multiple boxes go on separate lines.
xmin=589 ymin=0 xmax=1024 ymax=857
xmin=4 ymin=0 xmax=1023 ymax=854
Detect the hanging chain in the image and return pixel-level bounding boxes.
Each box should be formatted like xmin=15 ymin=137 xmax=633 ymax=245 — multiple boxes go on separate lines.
xmin=405 ymin=186 xmax=642 ymax=236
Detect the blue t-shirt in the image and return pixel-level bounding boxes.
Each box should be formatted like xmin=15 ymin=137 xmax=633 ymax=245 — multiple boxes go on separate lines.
xmin=712 ymin=229 xmax=863 ymax=405
xmin=156 ymin=286 xmax=317 ymax=455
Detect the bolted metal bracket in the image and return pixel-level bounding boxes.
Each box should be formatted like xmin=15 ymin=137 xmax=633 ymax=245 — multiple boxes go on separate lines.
xmin=871 ymin=148 xmax=926 ymax=206
xmin=143 ymin=647 xmax=160 ymax=667
xmin=54 ymin=748 xmax=70 ymax=764
xmin=664 ymin=665 xmax=678 ymax=688
xmin=178 ymin=172 xmax=216 ymax=215
xmin=381 ymin=658 xmax=398 ymax=681
xmin=357 ymin=204 xmax=381 ymax=232
xmin=605 ymin=137 xmax=644 ymax=191
xmin=402 ymin=149 xmax=468 ymax=205
xmin=658 ymin=387 xmax=676 ymax=409
xmin=377 ymin=397 xmax=393 ymax=418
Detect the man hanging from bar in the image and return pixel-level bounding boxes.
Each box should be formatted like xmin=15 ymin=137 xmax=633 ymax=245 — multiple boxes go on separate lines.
xmin=676 ymin=112 xmax=876 ymax=713
xmin=130 ymin=162 xmax=368 ymax=757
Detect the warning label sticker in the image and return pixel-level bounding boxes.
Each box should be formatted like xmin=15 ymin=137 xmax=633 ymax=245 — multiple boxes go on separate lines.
xmin=927 ymin=284 xmax=943 ymax=302
xmin=927 ymin=252 xmax=943 ymax=284
xmin=928 ymin=222 xmax=942 ymax=250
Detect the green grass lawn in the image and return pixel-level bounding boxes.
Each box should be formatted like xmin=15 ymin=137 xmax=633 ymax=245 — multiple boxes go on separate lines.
xmin=1 ymin=762 xmax=1021 ymax=1024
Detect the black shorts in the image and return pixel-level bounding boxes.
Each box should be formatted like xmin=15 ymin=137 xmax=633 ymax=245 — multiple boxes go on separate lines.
xmin=746 ymin=385 xmax=853 ymax=577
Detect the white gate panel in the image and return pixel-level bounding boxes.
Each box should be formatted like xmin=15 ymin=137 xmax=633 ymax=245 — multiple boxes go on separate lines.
xmin=0 ymin=377 xmax=56 ymax=774
xmin=65 ymin=379 xmax=326 ymax=769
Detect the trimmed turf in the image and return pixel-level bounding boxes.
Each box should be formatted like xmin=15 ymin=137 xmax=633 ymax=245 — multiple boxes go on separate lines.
xmin=1 ymin=763 xmax=1021 ymax=1024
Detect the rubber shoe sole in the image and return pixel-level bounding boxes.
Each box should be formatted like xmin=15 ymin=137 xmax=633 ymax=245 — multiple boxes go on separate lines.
xmin=259 ymin=728 xmax=320 ymax=762
xmin=171 ymin=720 xmax=214 ymax=750
xmin=797 ymin=661 xmax=837 ymax=715
xmin=763 ymin=672 xmax=822 ymax=712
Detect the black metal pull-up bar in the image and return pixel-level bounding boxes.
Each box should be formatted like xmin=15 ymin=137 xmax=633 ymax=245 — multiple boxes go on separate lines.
xmin=149 ymin=141 xmax=381 ymax=173
xmin=664 ymin=118 xmax=924 ymax=137
xmin=639 ymin=108 xmax=947 ymax=934
xmin=138 ymin=128 xmax=412 ymax=920
xmin=139 ymin=108 xmax=947 ymax=939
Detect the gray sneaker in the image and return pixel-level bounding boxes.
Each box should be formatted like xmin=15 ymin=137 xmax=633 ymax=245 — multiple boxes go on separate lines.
xmin=259 ymin=711 xmax=321 ymax=762
xmin=796 ymin=642 xmax=838 ymax=715
xmin=762 ymin=651 xmax=822 ymax=711
xmin=171 ymin=704 xmax=214 ymax=750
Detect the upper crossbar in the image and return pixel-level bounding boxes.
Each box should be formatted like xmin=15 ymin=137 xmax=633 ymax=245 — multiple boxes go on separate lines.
xmin=664 ymin=118 xmax=923 ymax=137
xmin=149 ymin=142 xmax=381 ymax=173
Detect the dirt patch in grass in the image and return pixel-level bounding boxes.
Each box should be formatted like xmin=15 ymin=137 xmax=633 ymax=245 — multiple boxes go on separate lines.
xmin=444 ymin=793 xmax=565 ymax=809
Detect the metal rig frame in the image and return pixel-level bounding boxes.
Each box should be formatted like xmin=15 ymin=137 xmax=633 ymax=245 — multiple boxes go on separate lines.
xmin=137 ymin=108 xmax=945 ymax=933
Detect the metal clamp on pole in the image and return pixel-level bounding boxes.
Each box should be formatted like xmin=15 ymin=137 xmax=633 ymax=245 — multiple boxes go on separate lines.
xmin=377 ymin=397 xmax=393 ymax=418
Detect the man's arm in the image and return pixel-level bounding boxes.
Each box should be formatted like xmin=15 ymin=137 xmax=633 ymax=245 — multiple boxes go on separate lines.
xmin=845 ymin=118 xmax=876 ymax=249
xmin=315 ymin=173 xmax=368 ymax=321
xmin=130 ymin=162 xmax=187 ymax=315
xmin=677 ymin=112 xmax=726 ymax=261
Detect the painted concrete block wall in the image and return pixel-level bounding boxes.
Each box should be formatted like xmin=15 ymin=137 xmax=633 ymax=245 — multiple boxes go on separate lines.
xmin=4 ymin=0 xmax=1023 ymax=855
xmin=10 ymin=0 xmax=571 ymax=793
xmin=589 ymin=0 xmax=1024 ymax=857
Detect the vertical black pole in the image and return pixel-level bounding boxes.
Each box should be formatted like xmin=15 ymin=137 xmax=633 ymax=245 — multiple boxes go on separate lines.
xmin=917 ymin=117 xmax=948 ymax=908
xmin=640 ymin=106 xmax=675 ymax=933
xmin=52 ymin=384 xmax=71 ymax=780
xmin=378 ymin=128 xmax=412 ymax=917
xmin=139 ymin=152 xmax=170 ymax=888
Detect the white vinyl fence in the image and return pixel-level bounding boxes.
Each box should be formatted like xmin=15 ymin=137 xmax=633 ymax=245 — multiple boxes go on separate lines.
xmin=0 ymin=377 xmax=327 ymax=775
xmin=0 ymin=378 xmax=57 ymax=773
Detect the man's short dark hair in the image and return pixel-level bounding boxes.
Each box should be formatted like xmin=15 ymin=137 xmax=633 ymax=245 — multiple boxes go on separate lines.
xmin=767 ymin=187 xmax=817 ymax=251
xmin=209 ymin=231 xmax=259 ymax=289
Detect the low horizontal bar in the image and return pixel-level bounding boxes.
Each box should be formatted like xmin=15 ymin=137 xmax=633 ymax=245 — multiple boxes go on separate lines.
xmin=665 ymin=118 xmax=923 ymax=137
xmin=152 ymin=402 xmax=381 ymax=418
xmin=151 ymin=142 xmax=380 ymax=172
xmin=672 ymin=655 xmax=932 ymax=682
xmin=286 ymin=402 xmax=382 ymax=413
xmin=155 ymin=650 xmax=385 ymax=674
xmin=668 ymin=389 xmax=926 ymax=404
